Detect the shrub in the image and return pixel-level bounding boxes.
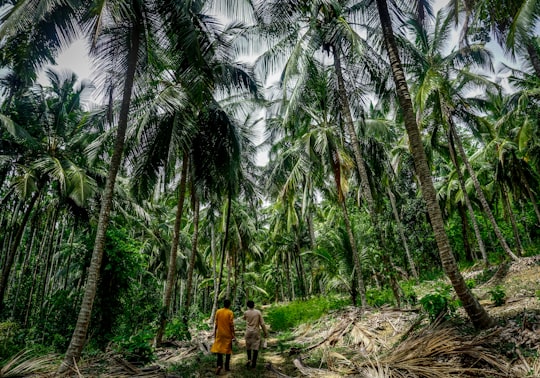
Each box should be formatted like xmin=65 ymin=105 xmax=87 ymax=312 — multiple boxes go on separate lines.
xmin=112 ymin=329 xmax=155 ymax=364
xmin=488 ymin=286 xmax=506 ymax=306
xmin=419 ymin=285 xmax=456 ymax=322
xmin=366 ymin=287 xmax=394 ymax=307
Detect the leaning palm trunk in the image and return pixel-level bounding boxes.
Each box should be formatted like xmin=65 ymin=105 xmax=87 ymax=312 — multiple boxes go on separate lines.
xmin=155 ymin=153 xmax=189 ymax=345
xmin=375 ymin=0 xmax=494 ymax=329
xmin=448 ymin=133 xmax=488 ymax=266
xmin=447 ymin=121 xmax=518 ymax=261
xmin=57 ymin=16 xmax=142 ymax=374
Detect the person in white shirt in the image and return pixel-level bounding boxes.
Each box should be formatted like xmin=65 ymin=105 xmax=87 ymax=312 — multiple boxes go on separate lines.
xmin=243 ymin=299 xmax=268 ymax=369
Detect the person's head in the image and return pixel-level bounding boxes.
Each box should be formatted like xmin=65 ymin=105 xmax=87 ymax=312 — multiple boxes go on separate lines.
xmin=223 ymin=299 xmax=231 ymax=308
xmin=246 ymin=300 xmax=254 ymax=309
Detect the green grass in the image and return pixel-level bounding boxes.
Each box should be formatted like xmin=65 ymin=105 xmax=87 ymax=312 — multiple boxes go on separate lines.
xmin=266 ymin=296 xmax=350 ymax=332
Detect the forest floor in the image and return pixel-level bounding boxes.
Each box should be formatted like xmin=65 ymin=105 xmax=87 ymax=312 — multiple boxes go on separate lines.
xmin=23 ymin=256 xmax=540 ymax=377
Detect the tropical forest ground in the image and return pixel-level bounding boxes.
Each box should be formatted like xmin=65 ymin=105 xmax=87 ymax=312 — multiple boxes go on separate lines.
xmin=14 ymin=256 xmax=540 ymax=377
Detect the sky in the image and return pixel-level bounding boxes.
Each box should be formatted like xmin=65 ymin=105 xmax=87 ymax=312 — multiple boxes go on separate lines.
xmin=49 ymin=0 xmax=514 ymax=87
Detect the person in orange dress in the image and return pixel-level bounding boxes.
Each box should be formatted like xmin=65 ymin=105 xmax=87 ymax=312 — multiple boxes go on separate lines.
xmin=210 ymin=299 xmax=235 ymax=375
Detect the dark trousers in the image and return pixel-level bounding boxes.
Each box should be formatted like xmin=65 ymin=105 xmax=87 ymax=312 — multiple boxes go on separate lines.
xmin=216 ymin=353 xmax=231 ymax=370
xmin=246 ymin=350 xmax=259 ymax=368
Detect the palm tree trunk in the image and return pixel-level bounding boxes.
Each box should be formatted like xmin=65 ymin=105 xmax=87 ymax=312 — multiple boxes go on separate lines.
xmin=0 ymin=189 xmax=39 ymax=312
xmin=448 ymin=133 xmax=488 ymax=266
xmin=333 ymin=47 xmax=375 ymax=212
xmin=387 ymin=188 xmax=419 ymax=278
xmin=448 ymin=122 xmax=518 ymax=261
xmin=375 ymin=0 xmax=494 ymax=329
xmin=155 ymin=153 xmax=188 ymax=345
xmin=183 ymin=193 xmax=200 ymax=327
xmin=501 ymin=186 xmax=523 ymax=256
xmin=58 ymin=12 xmax=142 ymax=373
xmin=339 ymin=199 xmax=367 ymax=308
xmin=209 ymin=193 xmax=232 ymax=325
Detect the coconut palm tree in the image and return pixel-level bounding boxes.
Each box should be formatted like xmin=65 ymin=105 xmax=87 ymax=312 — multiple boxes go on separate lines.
xmin=372 ymin=0 xmax=494 ymax=329
xmin=401 ymin=10 xmax=520 ymax=262
xmin=0 ymin=69 xmax=99 ymax=312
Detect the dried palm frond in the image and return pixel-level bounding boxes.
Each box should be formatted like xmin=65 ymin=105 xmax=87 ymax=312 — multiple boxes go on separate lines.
xmin=510 ymin=351 xmax=540 ymax=377
xmin=349 ymin=323 xmax=386 ymax=353
xmin=1 ymin=349 xmax=58 ymax=377
xmin=353 ymin=324 xmax=508 ymax=378
xmin=292 ymin=357 xmax=341 ymax=377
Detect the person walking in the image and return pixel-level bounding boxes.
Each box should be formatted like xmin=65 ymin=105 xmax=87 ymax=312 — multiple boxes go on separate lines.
xmin=211 ymin=299 xmax=236 ymax=375
xmin=243 ymin=299 xmax=268 ymax=369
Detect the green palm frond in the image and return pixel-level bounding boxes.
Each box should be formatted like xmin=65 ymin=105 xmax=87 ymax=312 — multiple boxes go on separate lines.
xmin=0 ymin=114 xmax=39 ymax=148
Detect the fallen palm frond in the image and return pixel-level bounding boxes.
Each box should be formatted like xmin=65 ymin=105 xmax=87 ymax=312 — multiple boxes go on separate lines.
xmin=510 ymin=350 xmax=540 ymax=377
xmin=349 ymin=323 xmax=509 ymax=378
xmin=0 ymin=349 xmax=58 ymax=377
xmin=292 ymin=357 xmax=342 ymax=377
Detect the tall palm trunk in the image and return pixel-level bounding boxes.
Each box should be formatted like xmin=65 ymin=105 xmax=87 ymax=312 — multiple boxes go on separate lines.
xmin=339 ymin=199 xmax=367 ymax=307
xmin=155 ymin=153 xmax=189 ymax=345
xmin=209 ymin=192 xmax=232 ymax=325
xmin=375 ymin=0 xmax=494 ymax=329
xmin=501 ymin=186 xmax=523 ymax=255
xmin=448 ymin=133 xmax=488 ymax=266
xmin=447 ymin=122 xmax=518 ymax=261
xmin=0 ymin=189 xmax=40 ymax=312
xmin=183 ymin=192 xmax=200 ymax=327
xmin=333 ymin=47 xmax=375 ymax=212
xmin=387 ymin=188 xmax=419 ymax=278
xmin=58 ymin=13 xmax=142 ymax=373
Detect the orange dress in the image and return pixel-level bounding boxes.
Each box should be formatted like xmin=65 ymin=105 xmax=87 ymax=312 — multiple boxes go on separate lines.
xmin=210 ymin=308 xmax=234 ymax=354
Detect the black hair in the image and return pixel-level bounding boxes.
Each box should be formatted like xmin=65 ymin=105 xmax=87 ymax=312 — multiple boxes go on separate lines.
xmin=224 ymin=299 xmax=231 ymax=308
xmin=247 ymin=300 xmax=254 ymax=308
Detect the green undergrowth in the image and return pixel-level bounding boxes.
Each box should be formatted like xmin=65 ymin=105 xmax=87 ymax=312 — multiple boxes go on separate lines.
xmin=266 ymin=295 xmax=350 ymax=332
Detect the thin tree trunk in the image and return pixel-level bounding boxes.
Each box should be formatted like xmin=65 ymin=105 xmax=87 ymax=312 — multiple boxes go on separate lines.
xmin=155 ymin=153 xmax=188 ymax=345
xmin=58 ymin=11 xmax=142 ymax=373
xmin=209 ymin=193 xmax=232 ymax=325
xmin=448 ymin=122 xmax=518 ymax=261
xmin=387 ymin=188 xmax=418 ymax=278
xmin=375 ymin=0 xmax=494 ymax=329
xmin=339 ymin=200 xmax=367 ymax=308
xmin=0 ymin=189 xmax=40 ymax=312
xmin=447 ymin=134 xmax=488 ymax=266
xmin=501 ymin=186 xmax=523 ymax=256
xmin=183 ymin=193 xmax=200 ymax=326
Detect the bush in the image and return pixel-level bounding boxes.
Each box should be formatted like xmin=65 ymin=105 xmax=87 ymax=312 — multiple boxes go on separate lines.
xmin=112 ymin=329 xmax=155 ymax=364
xmin=488 ymin=286 xmax=506 ymax=306
xmin=419 ymin=285 xmax=457 ymax=322
xmin=366 ymin=287 xmax=394 ymax=307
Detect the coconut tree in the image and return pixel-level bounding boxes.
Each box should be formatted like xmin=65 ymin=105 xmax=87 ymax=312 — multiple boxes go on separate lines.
xmin=58 ymin=0 xmax=163 ymax=371
xmin=401 ymin=10 xmax=520 ymax=262
xmin=0 ymin=69 xmax=99 ymax=312
xmin=372 ymin=0 xmax=494 ymax=329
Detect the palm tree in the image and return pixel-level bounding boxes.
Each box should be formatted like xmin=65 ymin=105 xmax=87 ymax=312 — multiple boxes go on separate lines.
xmin=402 ymin=10 xmax=518 ymax=262
xmin=373 ymin=0 xmax=494 ymax=329
xmin=0 ymin=69 xmax=99 ymax=312
xmin=58 ymin=0 xmax=162 ymax=371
